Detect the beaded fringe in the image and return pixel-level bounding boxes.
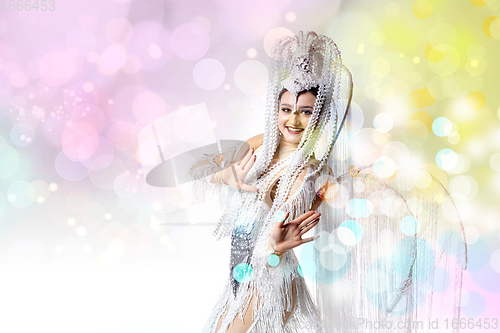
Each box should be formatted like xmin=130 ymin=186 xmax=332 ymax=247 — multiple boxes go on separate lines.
xmin=195 ymin=165 xmax=324 ymax=332
xmin=188 ymin=162 xmax=240 ymax=240
xmin=201 ymin=246 xmax=324 ymax=333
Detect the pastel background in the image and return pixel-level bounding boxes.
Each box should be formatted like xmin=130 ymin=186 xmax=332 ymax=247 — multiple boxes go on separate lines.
xmin=0 ymin=0 xmax=499 ymax=332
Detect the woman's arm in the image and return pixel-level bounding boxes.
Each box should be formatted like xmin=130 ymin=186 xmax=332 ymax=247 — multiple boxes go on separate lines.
xmin=188 ymin=133 xmax=263 ymax=183
xmin=310 ymin=193 xmax=323 ymax=212
xmin=310 ymin=163 xmax=334 ymax=211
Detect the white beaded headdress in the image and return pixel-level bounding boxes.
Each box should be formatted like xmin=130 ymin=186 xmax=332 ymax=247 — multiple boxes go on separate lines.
xmin=244 ymin=31 xmax=352 ymax=212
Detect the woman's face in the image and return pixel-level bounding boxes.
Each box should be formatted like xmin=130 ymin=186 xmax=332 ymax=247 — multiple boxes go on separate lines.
xmin=278 ymin=90 xmax=317 ymax=145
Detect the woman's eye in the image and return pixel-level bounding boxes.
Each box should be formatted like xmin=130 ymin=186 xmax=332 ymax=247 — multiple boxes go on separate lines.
xmin=302 ymin=110 xmax=312 ymax=115
xmin=281 ymin=108 xmax=291 ymax=113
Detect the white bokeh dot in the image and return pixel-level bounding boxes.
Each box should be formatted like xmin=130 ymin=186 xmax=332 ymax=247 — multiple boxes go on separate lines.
xmin=247 ymin=48 xmax=257 ymax=58
xmin=285 ymin=12 xmax=296 ymax=22
xmin=170 ymin=22 xmax=210 ymax=61
xmin=373 ymin=113 xmax=393 ymax=133
xmin=489 ymin=153 xmax=500 ymax=171
xmin=193 ymin=58 xmax=225 ymax=90
xmin=263 ymin=27 xmax=294 ymax=57
xmin=337 ymin=227 xmax=356 ymax=246
xmin=490 ymin=249 xmax=500 ymax=274
xmin=374 ymin=156 xmax=396 ymax=178
xmin=234 ymin=60 xmax=268 ymax=94
xmin=320 ymin=244 xmax=347 ymax=271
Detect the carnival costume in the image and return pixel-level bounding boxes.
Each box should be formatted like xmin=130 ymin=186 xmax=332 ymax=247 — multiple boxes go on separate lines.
xmin=189 ymin=31 xmax=468 ymax=333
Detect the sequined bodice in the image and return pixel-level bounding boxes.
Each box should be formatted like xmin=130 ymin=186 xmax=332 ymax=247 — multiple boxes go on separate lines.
xmin=229 ymin=210 xmax=262 ymax=297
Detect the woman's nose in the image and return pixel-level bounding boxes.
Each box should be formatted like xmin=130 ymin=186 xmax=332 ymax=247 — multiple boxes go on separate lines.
xmin=289 ymin=113 xmax=301 ymax=126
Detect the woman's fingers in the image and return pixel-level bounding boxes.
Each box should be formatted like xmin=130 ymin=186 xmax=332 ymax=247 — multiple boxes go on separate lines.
xmin=237 ymin=148 xmax=253 ymax=167
xmin=235 ymin=147 xmax=249 ymax=166
xmin=290 ymin=211 xmax=315 ymax=224
xmin=239 ymin=183 xmax=259 ymax=192
xmin=242 ymin=151 xmax=257 ymax=173
xmin=290 ymin=211 xmax=318 ymax=227
xmin=232 ymin=146 xmax=246 ymax=165
xmin=231 ymin=149 xmax=256 ymax=189
xmin=298 ymin=213 xmax=321 ymax=229
xmin=241 ymin=148 xmax=255 ymax=170
xmin=274 ymin=211 xmax=290 ymax=228
xmin=298 ymin=218 xmax=320 ymax=236
xmin=301 ymin=235 xmax=320 ymax=244
xmin=224 ymin=147 xmax=237 ymax=166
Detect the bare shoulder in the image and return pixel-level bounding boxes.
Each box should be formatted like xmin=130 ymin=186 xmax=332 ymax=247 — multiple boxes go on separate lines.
xmin=232 ymin=134 xmax=263 ymax=163
xmin=246 ymin=133 xmax=264 ymax=150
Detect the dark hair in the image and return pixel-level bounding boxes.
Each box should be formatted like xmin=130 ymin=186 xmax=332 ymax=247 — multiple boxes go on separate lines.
xmin=278 ymin=86 xmax=319 ymax=101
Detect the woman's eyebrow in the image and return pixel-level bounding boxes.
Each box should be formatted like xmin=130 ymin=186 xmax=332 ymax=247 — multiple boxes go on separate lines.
xmin=280 ymin=103 xmax=314 ymax=109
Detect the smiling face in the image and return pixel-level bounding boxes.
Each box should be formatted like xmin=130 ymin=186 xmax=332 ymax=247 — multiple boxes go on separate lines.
xmin=278 ymin=90 xmax=317 ymax=145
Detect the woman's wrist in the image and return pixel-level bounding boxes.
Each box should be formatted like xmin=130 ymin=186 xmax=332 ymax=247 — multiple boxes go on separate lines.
xmin=267 ymin=238 xmax=287 ymax=256
xmin=267 ymin=238 xmax=286 ymax=267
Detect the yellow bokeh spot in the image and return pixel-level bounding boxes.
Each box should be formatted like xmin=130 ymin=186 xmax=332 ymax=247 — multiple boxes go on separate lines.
xmin=428 ymin=47 xmax=461 ymax=76
xmin=482 ymin=16 xmax=499 ymax=38
xmin=420 ymin=164 xmax=448 ymax=192
xmin=409 ymin=87 xmax=436 ymax=109
xmin=466 ymin=91 xmax=486 ymax=111
xmin=474 ymin=167 xmax=493 ymax=188
xmin=408 ymin=120 xmax=430 ymax=137
xmin=471 ymin=0 xmax=489 ymax=7
xmin=465 ymin=58 xmax=487 ymax=76
xmin=429 ymin=24 xmax=457 ymax=52
xmin=424 ymin=164 xmax=448 ymax=189
xmin=408 ymin=110 xmax=433 ymax=136
xmin=413 ymin=56 xmax=420 ymax=63
xmin=413 ymin=0 xmax=432 ymax=19
xmin=414 ymin=169 xmax=432 ymax=189
xmin=490 ymin=17 xmax=500 ymax=38
xmin=424 ymin=43 xmax=446 ymax=63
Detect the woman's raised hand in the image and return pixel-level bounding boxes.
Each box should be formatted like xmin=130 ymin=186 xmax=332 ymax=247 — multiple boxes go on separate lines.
xmin=269 ymin=211 xmax=321 ymax=253
xmin=218 ymin=147 xmax=259 ymax=192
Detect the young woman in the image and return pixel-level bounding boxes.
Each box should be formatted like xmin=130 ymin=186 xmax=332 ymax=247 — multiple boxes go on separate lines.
xmin=190 ymin=31 xmax=467 ymax=333
xmin=212 ymin=87 xmax=327 ymax=333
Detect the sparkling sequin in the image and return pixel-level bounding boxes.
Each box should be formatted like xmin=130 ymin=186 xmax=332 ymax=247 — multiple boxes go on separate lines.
xmin=229 ymin=212 xmax=260 ymax=297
